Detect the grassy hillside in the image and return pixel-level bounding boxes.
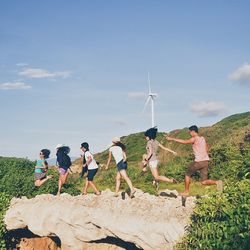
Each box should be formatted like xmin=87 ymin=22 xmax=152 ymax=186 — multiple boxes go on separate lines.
xmin=72 ymin=112 xmax=250 ymax=177
xmin=0 ymin=112 xmax=249 ymax=249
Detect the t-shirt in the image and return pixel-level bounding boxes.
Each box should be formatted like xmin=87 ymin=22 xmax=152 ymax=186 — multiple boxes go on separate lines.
xmin=35 ymin=159 xmax=47 ymax=173
xmin=84 ymin=151 xmax=98 ymax=170
xmin=56 ymin=152 xmax=72 ymax=170
xmin=109 ymin=146 xmax=124 ymax=164
xmin=192 ymin=136 xmax=209 ymax=162
xmin=146 ymin=140 xmax=159 ymax=162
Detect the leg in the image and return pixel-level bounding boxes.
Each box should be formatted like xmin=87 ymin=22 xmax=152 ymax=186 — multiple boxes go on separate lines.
xmin=83 ymin=179 xmax=89 ymax=194
xmin=88 ymin=181 xmax=100 ymax=195
xmin=57 ymin=172 xmax=69 ymax=196
xmin=57 ymin=176 xmax=63 ymax=196
xmin=199 ymin=165 xmax=223 ymax=192
xmin=35 ymin=175 xmax=52 ymax=187
xmin=115 ymin=172 xmax=121 ymax=195
xmin=119 ymin=170 xmax=135 ymax=194
xmin=150 ymin=167 xmax=173 ymax=183
xmin=180 ymin=162 xmax=197 ymax=196
xmin=180 ymin=175 xmax=191 ymax=196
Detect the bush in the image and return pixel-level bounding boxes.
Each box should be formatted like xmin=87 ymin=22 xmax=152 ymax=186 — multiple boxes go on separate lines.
xmin=179 ymin=179 xmax=250 ymax=250
xmin=0 ymin=193 xmax=11 ymax=250
xmin=178 ymin=140 xmax=250 ymax=250
xmin=0 ymin=157 xmax=80 ymax=197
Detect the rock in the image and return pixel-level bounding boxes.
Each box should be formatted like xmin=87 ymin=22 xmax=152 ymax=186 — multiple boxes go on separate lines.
xmin=19 ymin=237 xmax=60 ymax=250
xmin=4 ymin=189 xmax=196 ymax=250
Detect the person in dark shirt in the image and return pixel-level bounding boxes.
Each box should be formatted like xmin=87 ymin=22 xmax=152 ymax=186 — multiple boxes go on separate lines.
xmin=56 ymin=144 xmax=72 ymax=196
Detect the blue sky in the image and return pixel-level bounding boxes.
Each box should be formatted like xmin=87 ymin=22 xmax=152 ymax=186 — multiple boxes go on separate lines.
xmin=0 ymin=0 xmax=249 ymax=159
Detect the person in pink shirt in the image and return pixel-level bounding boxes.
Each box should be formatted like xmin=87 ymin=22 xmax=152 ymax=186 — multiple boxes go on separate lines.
xmin=166 ymin=125 xmax=223 ymax=196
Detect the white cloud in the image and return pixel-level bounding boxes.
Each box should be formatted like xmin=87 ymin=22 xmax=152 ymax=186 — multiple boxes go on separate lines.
xmin=128 ymin=92 xmax=147 ymax=98
xmin=190 ymin=101 xmax=226 ymax=117
xmin=229 ymin=63 xmax=250 ymax=87
xmin=19 ymin=68 xmax=72 ymax=79
xmin=0 ymin=82 xmax=31 ymax=90
xmin=16 ymin=63 xmax=29 ymax=67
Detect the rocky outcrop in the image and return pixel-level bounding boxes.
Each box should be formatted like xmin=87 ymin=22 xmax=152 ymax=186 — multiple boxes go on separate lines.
xmin=4 ymin=189 xmax=195 ymax=250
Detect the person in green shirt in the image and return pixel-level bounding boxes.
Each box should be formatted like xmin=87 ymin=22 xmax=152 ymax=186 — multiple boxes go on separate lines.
xmin=34 ymin=149 xmax=53 ymax=187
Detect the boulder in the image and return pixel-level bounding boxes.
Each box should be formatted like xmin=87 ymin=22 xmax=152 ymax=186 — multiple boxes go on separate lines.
xmin=5 ymin=189 xmax=195 ymax=250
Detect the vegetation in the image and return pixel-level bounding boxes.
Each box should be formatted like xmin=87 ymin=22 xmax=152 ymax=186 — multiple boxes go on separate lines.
xmin=0 ymin=157 xmax=80 ymax=249
xmin=178 ymin=138 xmax=250 ymax=250
xmin=0 ymin=112 xmax=249 ymax=249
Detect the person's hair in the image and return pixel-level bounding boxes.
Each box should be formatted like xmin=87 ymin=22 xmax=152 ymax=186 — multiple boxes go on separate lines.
xmin=57 ymin=146 xmax=70 ymax=155
xmin=41 ymin=149 xmax=50 ymax=159
xmin=114 ymin=141 xmax=126 ymax=151
xmin=144 ymin=127 xmax=158 ymax=140
xmin=189 ymin=125 xmax=199 ymax=133
xmin=81 ymin=142 xmax=89 ymax=151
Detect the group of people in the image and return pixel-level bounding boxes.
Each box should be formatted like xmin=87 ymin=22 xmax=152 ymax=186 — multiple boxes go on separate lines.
xmin=34 ymin=125 xmax=223 ymax=197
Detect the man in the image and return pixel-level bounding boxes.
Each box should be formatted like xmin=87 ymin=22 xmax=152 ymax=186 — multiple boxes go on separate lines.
xmin=166 ymin=125 xmax=223 ymax=196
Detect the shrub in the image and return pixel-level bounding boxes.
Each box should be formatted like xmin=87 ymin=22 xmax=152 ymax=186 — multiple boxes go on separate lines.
xmin=0 ymin=193 xmax=11 ymax=250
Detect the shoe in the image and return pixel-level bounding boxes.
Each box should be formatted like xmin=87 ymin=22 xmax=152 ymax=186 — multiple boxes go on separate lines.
xmin=121 ymin=192 xmax=126 ymax=200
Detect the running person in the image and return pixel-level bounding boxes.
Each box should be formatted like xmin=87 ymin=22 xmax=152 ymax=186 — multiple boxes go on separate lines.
xmin=34 ymin=149 xmax=53 ymax=187
xmin=56 ymin=144 xmax=72 ymax=196
xmin=105 ymin=137 xmax=136 ymax=198
xmin=166 ymin=125 xmax=223 ymax=196
xmin=144 ymin=127 xmax=177 ymax=186
xmin=81 ymin=142 xmax=101 ymax=195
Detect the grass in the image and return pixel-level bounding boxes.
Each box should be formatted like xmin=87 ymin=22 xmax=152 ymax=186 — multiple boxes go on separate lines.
xmin=73 ymin=164 xmax=217 ymax=197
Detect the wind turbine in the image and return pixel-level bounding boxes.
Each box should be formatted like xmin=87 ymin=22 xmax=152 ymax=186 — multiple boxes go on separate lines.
xmin=143 ymin=73 xmax=158 ymax=127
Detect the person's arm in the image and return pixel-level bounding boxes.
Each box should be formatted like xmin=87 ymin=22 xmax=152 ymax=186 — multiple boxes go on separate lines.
xmin=159 ymin=143 xmax=177 ymax=155
xmin=206 ymin=142 xmax=209 ymax=152
xmin=105 ymin=151 xmax=112 ymax=170
xmin=123 ymin=151 xmax=127 ymax=162
xmin=86 ymin=155 xmax=92 ymax=166
xmin=42 ymin=161 xmax=48 ymax=169
xmin=166 ymin=136 xmax=195 ymax=145
xmin=145 ymin=144 xmax=153 ymax=162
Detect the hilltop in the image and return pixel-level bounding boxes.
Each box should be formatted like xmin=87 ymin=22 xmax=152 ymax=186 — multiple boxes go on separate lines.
xmin=72 ymin=111 xmax=250 ymax=170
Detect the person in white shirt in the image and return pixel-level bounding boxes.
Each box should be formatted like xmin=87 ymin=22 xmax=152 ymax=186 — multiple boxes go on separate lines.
xmin=80 ymin=142 xmax=101 ymax=195
xmin=105 ymin=137 xmax=136 ymax=198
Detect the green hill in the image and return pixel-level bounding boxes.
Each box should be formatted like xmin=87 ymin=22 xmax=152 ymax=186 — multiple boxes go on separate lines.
xmin=92 ymin=111 xmax=250 ymax=166
xmin=0 ymin=112 xmax=249 ymax=249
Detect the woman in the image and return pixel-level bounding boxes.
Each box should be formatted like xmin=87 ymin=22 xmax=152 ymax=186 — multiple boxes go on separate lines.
xmin=56 ymin=144 xmax=71 ymax=196
xmin=34 ymin=149 xmax=53 ymax=187
xmin=81 ymin=142 xmax=101 ymax=195
xmin=144 ymin=127 xmax=177 ymax=186
xmin=105 ymin=137 xmax=136 ymax=198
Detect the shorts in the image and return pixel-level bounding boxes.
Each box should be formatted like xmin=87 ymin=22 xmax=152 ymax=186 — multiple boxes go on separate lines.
xmin=34 ymin=172 xmax=46 ymax=181
xmin=186 ymin=161 xmax=209 ymax=181
xmin=59 ymin=168 xmax=68 ymax=176
xmin=149 ymin=160 xmax=158 ymax=169
xmin=117 ymin=160 xmax=128 ymax=172
xmin=87 ymin=168 xmax=98 ymax=181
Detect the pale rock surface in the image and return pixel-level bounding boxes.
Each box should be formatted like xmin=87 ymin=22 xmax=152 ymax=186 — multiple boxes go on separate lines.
xmin=5 ymin=189 xmax=195 ymax=250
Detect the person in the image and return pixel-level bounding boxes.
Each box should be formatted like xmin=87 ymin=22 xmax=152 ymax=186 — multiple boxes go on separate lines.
xmin=105 ymin=137 xmax=136 ymax=198
xmin=166 ymin=125 xmax=223 ymax=196
xmin=80 ymin=153 xmax=88 ymax=178
xmin=144 ymin=127 xmax=177 ymax=187
xmin=56 ymin=144 xmax=72 ymax=196
xmin=80 ymin=142 xmax=101 ymax=195
xmin=34 ymin=149 xmax=53 ymax=187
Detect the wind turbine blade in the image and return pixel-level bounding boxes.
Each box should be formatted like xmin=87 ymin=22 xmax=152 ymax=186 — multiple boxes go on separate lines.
xmin=148 ymin=72 xmax=151 ymax=93
xmin=142 ymin=96 xmax=151 ymax=113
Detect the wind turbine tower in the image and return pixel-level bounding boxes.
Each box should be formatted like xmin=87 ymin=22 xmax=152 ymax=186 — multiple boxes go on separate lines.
xmin=143 ymin=73 xmax=158 ymax=127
